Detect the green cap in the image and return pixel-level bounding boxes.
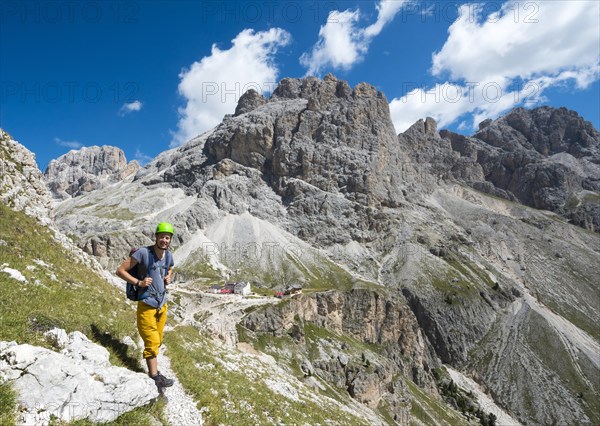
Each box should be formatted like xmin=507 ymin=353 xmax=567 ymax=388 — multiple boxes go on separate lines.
xmin=155 ymin=222 xmax=174 ymax=235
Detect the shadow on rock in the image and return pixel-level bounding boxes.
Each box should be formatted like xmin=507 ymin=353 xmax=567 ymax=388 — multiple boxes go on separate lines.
xmin=91 ymin=324 xmax=143 ymax=373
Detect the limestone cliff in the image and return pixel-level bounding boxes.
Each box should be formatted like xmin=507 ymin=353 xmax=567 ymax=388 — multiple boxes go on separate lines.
xmin=44 ymin=145 xmax=140 ymax=200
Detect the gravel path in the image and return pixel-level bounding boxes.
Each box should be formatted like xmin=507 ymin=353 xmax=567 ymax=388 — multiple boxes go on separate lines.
xmin=157 ymin=348 xmax=203 ymax=426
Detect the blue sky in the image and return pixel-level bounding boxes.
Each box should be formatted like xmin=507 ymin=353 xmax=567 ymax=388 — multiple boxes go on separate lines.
xmin=1 ymin=1 xmax=598 ymax=171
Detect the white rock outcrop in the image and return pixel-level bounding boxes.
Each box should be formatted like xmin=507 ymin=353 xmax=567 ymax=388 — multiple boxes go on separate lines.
xmin=1 ymin=267 xmax=28 ymax=283
xmin=0 ymin=330 xmax=158 ymax=425
xmin=0 ymin=129 xmax=54 ymax=225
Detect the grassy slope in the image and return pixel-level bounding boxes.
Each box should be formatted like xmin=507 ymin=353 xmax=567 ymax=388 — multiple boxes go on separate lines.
xmin=164 ymin=325 xmax=372 ymax=426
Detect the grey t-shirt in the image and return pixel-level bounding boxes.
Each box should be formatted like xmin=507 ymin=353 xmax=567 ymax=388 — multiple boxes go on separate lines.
xmin=132 ymin=246 xmax=174 ymax=309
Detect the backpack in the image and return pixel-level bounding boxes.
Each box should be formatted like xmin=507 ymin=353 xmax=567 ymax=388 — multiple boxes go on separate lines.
xmin=125 ymin=246 xmax=172 ymax=301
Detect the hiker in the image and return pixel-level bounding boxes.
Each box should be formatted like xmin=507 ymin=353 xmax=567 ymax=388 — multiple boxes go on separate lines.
xmin=116 ymin=222 xmax=176 ymax=389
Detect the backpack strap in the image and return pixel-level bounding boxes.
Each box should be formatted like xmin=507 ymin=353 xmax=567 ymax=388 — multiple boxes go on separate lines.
xmin=133 ymin=247 xmax=155 ymax=301
xmin=146 ymin=245 xmax=156 ymax=273
xmin=165 ymin=250 xmax=173 ymax=275
xmin=131 ymin=246 xmax=152 ymax=279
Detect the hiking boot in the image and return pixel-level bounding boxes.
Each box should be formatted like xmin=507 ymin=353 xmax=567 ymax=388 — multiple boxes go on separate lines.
xmin=151 ymin=372 xmax=174 ymax=388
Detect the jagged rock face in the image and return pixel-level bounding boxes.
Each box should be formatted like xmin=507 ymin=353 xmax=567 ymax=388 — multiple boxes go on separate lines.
xmin=441 ymin=107 xmax=600 ymax=231
xmin=44 ymin=145 xmax=140 ymax=199
xmin=161 ymin=74 xmax=421 ymax=247
xmin=477 ymin=107 xmax=599 ymax=158
xmin=242 ymin=289 xmax=439 ymax=419
xmin=206 ymin=74 xmax=412 ymax=206
xmin=0 ymin=129 xmax=53 ymax=225
xmin=399 ymin=118 xmax=486 ymax=187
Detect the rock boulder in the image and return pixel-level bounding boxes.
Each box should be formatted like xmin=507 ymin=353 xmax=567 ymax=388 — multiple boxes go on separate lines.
xmin=0 ymin=330 xmax=158 ymax=425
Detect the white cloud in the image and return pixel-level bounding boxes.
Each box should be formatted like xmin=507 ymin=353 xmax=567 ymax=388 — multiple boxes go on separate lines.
xmin=300 ymin=10 xmax=362 ymax=75
xmin=171 ymin=28 xmax=291 ymax=147
xmin=390 ymin=1 xmax=600 ymax=133
xmin=119 ymin=100 xmax=143 ymax=116
xmin=432 ymin=2 xmax=599 ymax=83
xmin=54 ymin=137 xmax=82 ymax=149
xmin=364 ymin=0 xmax=408 ymax=38
xmin=301 ymin=0 xmax=407 ymax=76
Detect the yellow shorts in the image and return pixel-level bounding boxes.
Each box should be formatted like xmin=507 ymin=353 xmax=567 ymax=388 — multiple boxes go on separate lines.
xmin=136 ymin=303 xmax=168 ymax=359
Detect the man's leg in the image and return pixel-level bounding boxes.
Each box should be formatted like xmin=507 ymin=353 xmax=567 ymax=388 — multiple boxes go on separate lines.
xmin=146 ymin=356 xmax=158 ymax=376
xmin=137 ymin=303 xmax=161 ymax=374
xmin=137 ymin=303 xmax=173 ymax=388
xmin=145 ymin=304 xmax=167 ymax=377
xmin=156 ymin=304 xmax=168 ymax=348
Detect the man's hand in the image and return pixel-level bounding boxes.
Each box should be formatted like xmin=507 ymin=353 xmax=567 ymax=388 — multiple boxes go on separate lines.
xmin=139 ymin=277 xmax=152 ymax=288
xmin=164 ymin=273 xmax=172 ymax=285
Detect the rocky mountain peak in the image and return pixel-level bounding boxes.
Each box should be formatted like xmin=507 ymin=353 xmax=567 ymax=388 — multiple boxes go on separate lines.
xmin=270 ymin=74 xmax=382 ymax=108
xmin=44 ymin=145 xmax=140 ymax=200
xmin=475 ymin=106 xmax=600 ymax=159
xmin=208 ymin=75 xmax=406 ymax=203
xmin=397 ymin=105 xmax=600 ymax=232
xmin=403 ymin=117 xmax=440 ymax=140
xmin=446 ymin=106 xmax=600 ymax=231
xmin=234 ymin=89 xmax=266 ymax=116
xmin=145 ymin=74 xmax=421 ymax=248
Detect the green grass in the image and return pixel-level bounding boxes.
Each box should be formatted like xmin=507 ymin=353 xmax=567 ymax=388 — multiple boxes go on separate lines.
xmin=566 ymin=191 xmax=600 ymax=209
xmin=0 ymin=206 xmax=141 ymax=368
xmin=178 ymin=241 xmax=382 ymax=297
xmin=582 ymin=192 xmax=600 ymax=203
xmin=291 ymin=254 xmax=372 ymax=292
xmin=0 ymin=204 xmax=165 ymax=423
xmin=164 ymin=325 xmax=370 ymax=426
xmin=304 ymin=322 xmax=382 ymax=356
xmin=0 ymin=382 xmax=17 ymax=426
xmin=425 ymin=270 xmax=474 ymax=302
xmin=446 ymin=255 xmax=496 ymax=289
xmin=541 ymin=297 xmax=600 ymax=343
xmin=419 ymin=251 xmax=500 ymax=304
xmin=0 ymin=133 xmax=24 ymax=174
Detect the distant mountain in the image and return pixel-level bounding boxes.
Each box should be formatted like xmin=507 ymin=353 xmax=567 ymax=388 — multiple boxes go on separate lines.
xmin=440 ymin=107 xmax=600 ymax=231
xmin=2 ymin=75 xmax=599 ymax=425
xmin=44 ymin=145 xmax=140 ymax=200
